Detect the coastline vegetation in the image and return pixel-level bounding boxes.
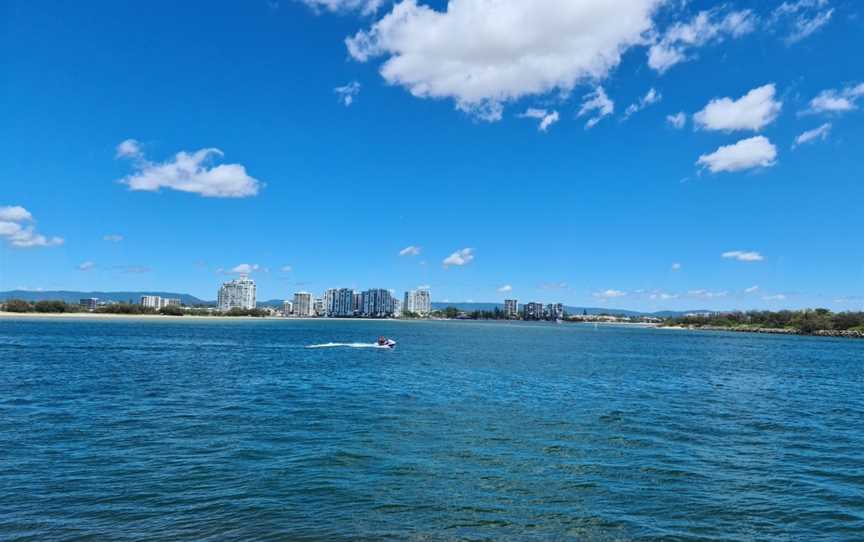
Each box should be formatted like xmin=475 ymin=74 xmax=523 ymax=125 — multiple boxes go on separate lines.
xmin=665 ymin=309 xmax=864 ymax=335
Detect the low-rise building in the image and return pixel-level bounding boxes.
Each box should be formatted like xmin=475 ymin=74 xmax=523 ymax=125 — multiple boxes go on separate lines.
xmin=80 ymin=298 xmax=98 ymax=311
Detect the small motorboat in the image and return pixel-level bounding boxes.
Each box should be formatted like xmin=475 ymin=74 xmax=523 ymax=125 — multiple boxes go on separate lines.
xmin=376 ymin=336 xmax=397 ymax=349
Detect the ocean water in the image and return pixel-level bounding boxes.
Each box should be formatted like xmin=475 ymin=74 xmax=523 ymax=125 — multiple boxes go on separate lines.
xmin=1 ymin=318 xmax=863 ymax=541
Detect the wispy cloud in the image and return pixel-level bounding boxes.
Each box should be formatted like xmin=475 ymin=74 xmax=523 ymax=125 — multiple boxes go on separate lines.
xmin=231 ymin=263 xmax=260 ymax=274
xmin=578 ymin=87 xmax=614 ymax=129
xmin=771 ymin=0 xmax=834 ymax=44
xmin=793 ymin=123 xmax=831 ymax=148
xmin=518 ymin=108 xmax=560 ymax=132
xmin=804 ymin=83 xmax=864 ymax=114
xmin=722 ymin=250 xmax=764 ymax=262
xmin=623 ymin=88 xmax=661 ymax=120
xmin=103 ymin=234 xmax=124 ymax=242
xmin=666 ymin=112 xmax=687 ymax=129
xmin=78 ymin=261 xmax=96 ymax=271
xmin=399 ymin=245 xmax=421 ymax=256
xmin=593 ymin=289 xmax=626 ymax=299
xmin=334 ymin=81 xmax=361 ymax=106
xmin=671 ymin=262 xmax=682 ymax=271
xmin=497 ymin=284 xmax=513 ymax=293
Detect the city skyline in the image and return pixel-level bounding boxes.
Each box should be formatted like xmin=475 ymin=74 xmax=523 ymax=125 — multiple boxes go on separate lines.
xmin=2 ymin=1 xmax=862 ymax=312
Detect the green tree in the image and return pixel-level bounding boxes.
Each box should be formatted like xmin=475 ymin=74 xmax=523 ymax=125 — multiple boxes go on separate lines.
xmin=159 ymin=305 xmax=184 ymax=316
xmin=4 ymin=299 xmax=32 ymax=313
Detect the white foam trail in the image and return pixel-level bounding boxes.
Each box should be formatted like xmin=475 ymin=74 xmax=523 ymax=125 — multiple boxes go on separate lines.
xmin=306 ymin=342 xmax=392 ymax=349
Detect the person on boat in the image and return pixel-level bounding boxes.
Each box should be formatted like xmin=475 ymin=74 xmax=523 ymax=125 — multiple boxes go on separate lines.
xmin=377 ymin=336 xmax=396 ymax=348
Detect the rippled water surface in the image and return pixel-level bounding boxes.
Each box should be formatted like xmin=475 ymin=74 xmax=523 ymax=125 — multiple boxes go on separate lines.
xmin=1 ymin=318 xmax=863 ymax=541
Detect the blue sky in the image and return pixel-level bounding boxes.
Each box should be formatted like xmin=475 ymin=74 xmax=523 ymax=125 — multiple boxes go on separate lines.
xmin=1 ymin=0 xmax=862 ymax=311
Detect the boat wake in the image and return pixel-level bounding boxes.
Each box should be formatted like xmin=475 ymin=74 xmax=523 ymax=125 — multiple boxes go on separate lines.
xmin=306 ymin=342 xmax=393 ymax=349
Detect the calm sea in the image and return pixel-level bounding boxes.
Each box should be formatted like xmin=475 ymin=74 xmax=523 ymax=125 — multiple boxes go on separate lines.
xmin=1 ymin=318 xmax=862 ymax=541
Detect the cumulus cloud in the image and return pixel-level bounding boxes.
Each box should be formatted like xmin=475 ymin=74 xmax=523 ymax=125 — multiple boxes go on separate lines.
xmin=694 ymin=84 xmax=783 ymax=132
xmin=578 ymin=87 xmax=615 ymax=128
xmin=0 ymin=206 xmax=33 ymax=222
xmin=115 ymin=139 xmax=143 ymax=159
xmin=346 ymin=0 xmax=661 ymax=121
xmin=78 ymin=261 xmax=96 ymax=271
xmin=399 ymin=245 xmax=421 ymax=256
xmin=334 ymin=81 xmax=361 ymax=106
xmin=116 ymin=141 xmax=262 ymax=198
xmin=666 ymin=112 xmax=687 ymax=129
xmin=623 ymin=88 xmax=661 ymax=119
xmin=0 ymin=205 xmax=63 ymax=248
xmin=697 ymin=136 xmax=778 ymax=173
xmin=497 ymin=284 xmax=513 ymax=293
xmin=443 ymin=248 xmax=474 ymax=267
xmin=518 ymin=108 xmax=560 ymax=132
xmin=300 ymin=0 xmax=384 ymax=14
xmin=593 ymin=289 xmax=627 ymax=299
xmin=671 ymin=262 xmax=681 ymax=271
xmin=771 ymin=0 xmax=834 ymax=44
xmin=805 ymin=83 xmax=864 ymax=114
xmin=103 ymin=234 xmax=124 ymax=242
xmin=648 ymin=8 xmax=756 ymax=73
xmin=793 ymin=123 xmax=831 ymax=148
xmin=231 ymin=263 xmax=260 ymax=274
xmin=722 ymin=250 xmax=764 ymax=262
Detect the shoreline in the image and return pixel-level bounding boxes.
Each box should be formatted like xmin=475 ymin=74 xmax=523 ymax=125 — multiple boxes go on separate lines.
xmin=660 ymin=324 xmax=864 ymax=339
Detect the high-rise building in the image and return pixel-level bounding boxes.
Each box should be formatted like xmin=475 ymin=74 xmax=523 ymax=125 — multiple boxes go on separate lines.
xmin=392 ymin=299 xmax=402 ymax=318
xmin=313 ymin=298 xmax=325 ymax=317
xmin=218 ymin=275 xmax=256 ymax=311
xmin=282 ymin=300 xmax=293 ymax=316
xmin=352 ymin=292 xmax=362 ymax=314
xmin=140 ymin=295 xmax=161 ymax=309
xmin=327 ymin=288 xmax=354 ymax=317
xmin=504 ymin=299 xmax=518 ymax=319
xmin=80 ymin=298 xmax=98 ymax=311
xmin=361 ymin=288 xmax=394 ymax=318
xmin=403 ymin=288 xmax=432 ymax=316
xmin=161 ymin=298 xmax=181 ymax=308
xmin=522 ymin=302 xmax=544 ymax=321
xmin=546 ymin=303 xmax=565 ymax=320
xmin=293 ymin=292 xmax=313 ymax=317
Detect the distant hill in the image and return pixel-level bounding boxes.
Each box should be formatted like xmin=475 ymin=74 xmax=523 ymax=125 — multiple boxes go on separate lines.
xmin=0 ymin=290 xmax=211 ymax=306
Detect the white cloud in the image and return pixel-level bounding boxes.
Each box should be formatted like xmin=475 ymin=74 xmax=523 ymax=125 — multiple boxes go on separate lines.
xmin=416 ymin=284 xmax=431 ymax=290
xmin=497 ymin=284 xmax=513 ymax=293
xmin=103 ymin=234 xmax=124 ymax=242
xmin=805 ymin=83 xmax=864 ymax=114
xmin=78 ymin=261 xmax=96 ymax=271
xmin=540 ymin=281 xmax=569 ymax=290
xmin=399 ymin=245 xmax=421 ymax=256
xmin=231 ymin=263 xmax=260 ymax=274
xmin=745 ymin=285 xmax=760 ymax=293
xmin=697 ymin=136 xmax=778 ymax=173
xmin=771 ymin=0 xmax=834 ymax=44
xmin=334 ymin=81 xmax=361 ymax=106
xmin=443 ymin=248 xmax=474 ymax=267
xmin=666 ymin=112 xmax=687 ymax=129
xmin=281 ymin=265 xmax=293 ymax=272
xmin=346 ymin=0 xmax=661 ymax=121
xmin=578 ymin=86 xmax=614 ymax=128
xmin=687 ymin=289 xmax=728 ymax=299
xmin=0 ymin=206 xmax=33 ymax=222
xmin=671 ymin=262 xmax=681 ymax=271
xmin=301 ymin=0 xmax=384 ymax=14
xmin=593 ymin=289 xmax=627 ymax=299
xmin=518 ymin=108 xmax=560 ymax=132
xmin=793 ymin=123 xmax=831 ymax=148
xmin=648 ymin=8 xmax=756 ymax=73
xmin=763 ymin=294 xmax=787 ymax=301
xmin=722 ymin=250 xmax=764 ymax=262
xmin=694 ymin=84 xmax=782 ymax=132
xmin=649 ymin=291 xmax=678 ymax=300
xmin=115 ymin=138 xmax=143 ymax=159
xmin=116 ymin=142 xmax=262 ymax=198
xmin=0 ymin=206 xmax=64 ymax=249
xmin=623 ymin=87 xmax=661 ymax=119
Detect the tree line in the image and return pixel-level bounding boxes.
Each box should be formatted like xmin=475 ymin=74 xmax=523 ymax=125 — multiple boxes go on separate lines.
xmin=666 ymin=309 xmax=864 ymax=333
xmin=0 ymin=299 xmax=270 ymax=317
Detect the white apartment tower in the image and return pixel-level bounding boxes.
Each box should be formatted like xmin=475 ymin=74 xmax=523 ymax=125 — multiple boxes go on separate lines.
xmin=403 ymin=288 xmax=432 ymax=316
xmin=293 ymin=292 xmax=313 ymax=317
xmin=504 ymin=299 xmax=518 ymax=319
xmin=218 ymin=275 xmax=256 ymax=311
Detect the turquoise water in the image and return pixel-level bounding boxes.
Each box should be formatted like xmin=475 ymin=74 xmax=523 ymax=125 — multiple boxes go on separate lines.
xmin=1 ymin=318 xmax=862 ymax=541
